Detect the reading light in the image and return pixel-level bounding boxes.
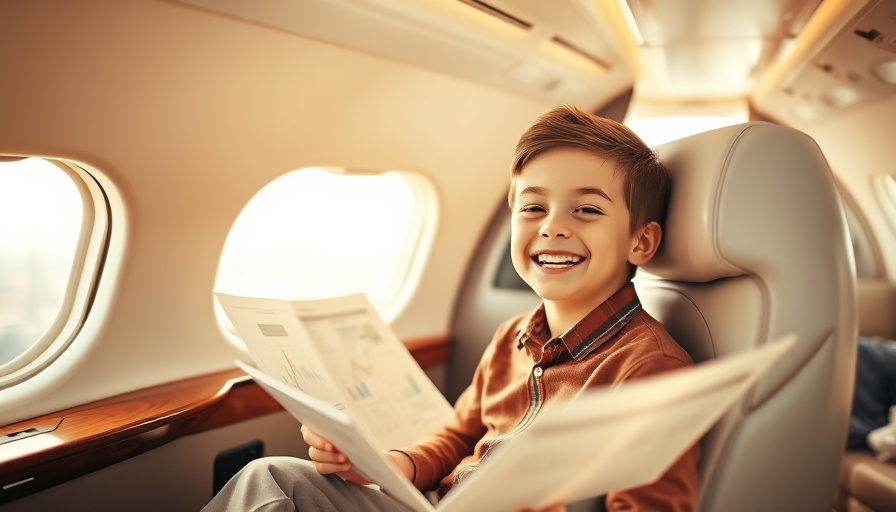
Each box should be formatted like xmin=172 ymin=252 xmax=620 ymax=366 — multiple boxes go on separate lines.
xmin=821 ymin=86 xmax=860 ymax=108
xmin=507 ymin=59 xmax=547 ymax=83
xmin=793 ymin=102 xmax=817 ymax=121
xmin=871 ymin=60 xmax=896 ymax=84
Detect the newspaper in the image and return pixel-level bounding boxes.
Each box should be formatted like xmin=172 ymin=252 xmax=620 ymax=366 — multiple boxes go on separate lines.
xmin=216 ymin=291 xmax=796 ymax=512
xmin=215 ymin=292 xmax=453 ymax=450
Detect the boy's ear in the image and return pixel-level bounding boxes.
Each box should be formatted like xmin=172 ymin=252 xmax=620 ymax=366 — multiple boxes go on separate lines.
xmin=628 ymin=221 xmax=662 ymax=266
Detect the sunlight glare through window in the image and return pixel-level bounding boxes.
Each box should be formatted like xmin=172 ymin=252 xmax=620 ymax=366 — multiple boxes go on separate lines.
xmin=0 ymin=158 xmax=82 ymax=366
xmin=215 ymin=167 xmax=435 ymax=322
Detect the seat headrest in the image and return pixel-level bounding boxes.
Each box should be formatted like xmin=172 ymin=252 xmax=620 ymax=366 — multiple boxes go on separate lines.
xmin=641 ymin=122 xmax=847 ymax=284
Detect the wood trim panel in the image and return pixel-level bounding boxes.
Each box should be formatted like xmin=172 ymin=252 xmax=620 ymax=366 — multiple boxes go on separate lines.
xmin=0 ymin=335 xmax=450 ymax=505
xmin=404 ymin=335 xmax=451 ymax=369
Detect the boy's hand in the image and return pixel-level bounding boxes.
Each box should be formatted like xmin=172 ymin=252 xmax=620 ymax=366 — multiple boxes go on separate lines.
xmin=300 ymin=425 xmax=416 ymax=486
xmin=301 ymin=424 xmax=368 ymax=485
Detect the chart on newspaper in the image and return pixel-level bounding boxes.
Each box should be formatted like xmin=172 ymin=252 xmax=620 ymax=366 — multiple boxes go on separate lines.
xmin=297 ymin=305 xmax=451 ymax=445
xmin=216 ymin=292 xmax=454 ymax=449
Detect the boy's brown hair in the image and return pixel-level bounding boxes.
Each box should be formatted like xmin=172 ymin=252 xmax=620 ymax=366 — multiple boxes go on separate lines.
xmin=509 ymin=105 xmax=670 ymax=234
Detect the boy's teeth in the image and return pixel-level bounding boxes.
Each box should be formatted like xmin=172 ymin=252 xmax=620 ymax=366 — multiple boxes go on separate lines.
xmin=537 ymin=254 xmax=581 ymax=265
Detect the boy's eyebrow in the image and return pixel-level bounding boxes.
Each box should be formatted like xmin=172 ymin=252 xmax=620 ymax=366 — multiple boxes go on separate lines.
xmin=518 ymin=186 xmax=545 ymax=196
xmin=576 ymin=187 xmax=613 ymax=203
xmin=517 ymin=186 xmax=613 ymax=203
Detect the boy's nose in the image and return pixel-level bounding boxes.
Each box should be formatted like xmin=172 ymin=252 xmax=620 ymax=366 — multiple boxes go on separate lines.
xmin=539 ymin=218 xmax=570 ymax=238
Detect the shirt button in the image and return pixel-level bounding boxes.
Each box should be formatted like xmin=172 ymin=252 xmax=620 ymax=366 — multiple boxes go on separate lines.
xmin=533 ymin=366 xmax=543 ymax=378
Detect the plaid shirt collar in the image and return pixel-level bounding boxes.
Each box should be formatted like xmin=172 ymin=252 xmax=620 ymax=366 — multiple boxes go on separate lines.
xmin=516 ymin=282 xmax=643 ymax=362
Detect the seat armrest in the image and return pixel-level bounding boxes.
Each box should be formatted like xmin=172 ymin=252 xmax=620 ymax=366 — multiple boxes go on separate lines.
xmin=837 ymin=450 xmax=896 ymax=512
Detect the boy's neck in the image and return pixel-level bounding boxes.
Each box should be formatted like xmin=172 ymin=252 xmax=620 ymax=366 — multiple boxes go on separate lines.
xmin=541 ymin=281 xmax=633 ymax=338
xmin=542 ymin=299 xmax=602 ymax=339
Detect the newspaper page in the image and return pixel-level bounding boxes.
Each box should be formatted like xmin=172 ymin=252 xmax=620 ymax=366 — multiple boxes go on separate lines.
xmin=435 ymin=334 xmax=797 ymax=512
xmin=236 ymin=360 xmax=438 ymax=512
xmin=215 ymin=293 xmax=345 ymax=407
xmin=215 ymin=292 xmax=454 ymax=449
xmin=219 ymin=291 xmax=796 ymax=512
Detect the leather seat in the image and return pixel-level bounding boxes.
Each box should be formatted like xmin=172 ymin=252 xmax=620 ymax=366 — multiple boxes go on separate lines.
xmin=635 ymin=122 xmax=858 ymax=512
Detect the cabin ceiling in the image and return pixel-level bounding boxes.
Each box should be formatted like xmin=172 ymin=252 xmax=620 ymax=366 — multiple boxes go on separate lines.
xmin=754 ymin=0 xmax=896 ymax=125
xmin=174 ymin=0 xmax=896 ymax=124
xmin=173 ymin=0 xmax=635 ymax=111
xmin=621 ymin=0 xmax=822 ymax=99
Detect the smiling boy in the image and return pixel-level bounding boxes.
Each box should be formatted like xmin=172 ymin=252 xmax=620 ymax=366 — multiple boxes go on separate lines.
xmin=392 ymin=106 xmax=700 ymax=510
xmin=510 ymin=146 xmax=658 ymax=336
xmin=202 ymin=106 xmax=699 ymax=512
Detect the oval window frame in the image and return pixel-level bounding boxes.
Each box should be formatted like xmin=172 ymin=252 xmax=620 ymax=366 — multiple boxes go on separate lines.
xmin=0 ymin=158 xmax=111 ymax=389
xmin=213 ymin=166 xmax=439 ymax=349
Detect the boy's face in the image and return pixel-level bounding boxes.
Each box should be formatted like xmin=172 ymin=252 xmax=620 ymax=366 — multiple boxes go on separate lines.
xmin=510 ymin=147 xmax=642 ymax=315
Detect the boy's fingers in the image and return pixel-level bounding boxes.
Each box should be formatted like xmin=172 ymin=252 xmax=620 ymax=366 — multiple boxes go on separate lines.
xmin=301 ymin=425 xmax=334 ymax=451
xmin=308 ymin=446 xmax=347 ymax=464
xmin=308 ymin=445 xmax=351 ymax=476
xmin=337 ymin=469 xmax=370 ymax=486
xmin=311 ymin=460 xmax=353 ymax=475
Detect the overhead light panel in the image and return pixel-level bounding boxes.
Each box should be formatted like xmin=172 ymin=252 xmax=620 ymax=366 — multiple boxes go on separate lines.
xmin=821 ymin=86 xmax=860 ymax=108
xmin=871 ymin=60 xmax=896 ymax=84
xmin=550 ymin=36 xmax=611 ymax=71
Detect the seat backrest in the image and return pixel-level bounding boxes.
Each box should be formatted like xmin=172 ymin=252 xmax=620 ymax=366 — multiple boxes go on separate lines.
xmin=634 ymin=122 xmax=857 ymax=512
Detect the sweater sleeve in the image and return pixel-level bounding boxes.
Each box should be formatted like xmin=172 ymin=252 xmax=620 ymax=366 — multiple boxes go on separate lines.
xmin=397 ymin=318 xmax=516 ymax=491
xmin=603 ymin=325 xmax=701 ymax=511
xmin=605 ymin=444 xmax=701 ymax=512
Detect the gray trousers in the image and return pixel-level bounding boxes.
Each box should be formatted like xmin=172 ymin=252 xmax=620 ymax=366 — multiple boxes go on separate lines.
xmin=201 ymin=456 xmax=417 ymax=512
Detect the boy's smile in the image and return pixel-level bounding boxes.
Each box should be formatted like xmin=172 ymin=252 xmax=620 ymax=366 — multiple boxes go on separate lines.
xmin=534 ymin=252 xmax=583 ymax=270
xmin=510 ymin=147 xmax=648 ymax=333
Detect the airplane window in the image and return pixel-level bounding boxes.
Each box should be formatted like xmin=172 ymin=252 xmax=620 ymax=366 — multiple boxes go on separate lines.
xmin=875 ymin=174 xmax=896 ymax=253
xmin=494 ymin=242 xmax=532 ymax=292
xmin=215 ymin=167 xmax=437 ymax=328
xmin=625 ymin=114 xmax=747 ymax=146
xmin=837 ymin=179 xmax=882 ymax=279
xmin=0 ymin=157 xmax=108 ymax=386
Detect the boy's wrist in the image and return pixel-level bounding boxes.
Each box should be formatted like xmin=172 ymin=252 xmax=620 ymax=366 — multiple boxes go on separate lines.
xmin=387 ymin=449 xmax=417 ymax=483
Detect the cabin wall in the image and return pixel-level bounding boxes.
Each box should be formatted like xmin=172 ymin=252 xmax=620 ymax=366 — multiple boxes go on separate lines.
xmin=0 ymin=0 xmax=553 ymax=424
xmin=800 ymin=94 xmax=896 ymax=279
xmin=0 ymin=411 xmax=307 ymax=512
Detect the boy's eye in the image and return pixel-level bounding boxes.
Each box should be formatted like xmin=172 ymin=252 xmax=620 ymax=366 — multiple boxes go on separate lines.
xmin=519 ymin=205 xmax=545 ymax=214
xmin=575 ymin=206 xmax=603 ymax=215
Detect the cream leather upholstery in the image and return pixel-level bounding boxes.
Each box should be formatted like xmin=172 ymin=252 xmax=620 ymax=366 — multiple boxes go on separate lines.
xmin=634 ymin=122 xmax=858 ymax=512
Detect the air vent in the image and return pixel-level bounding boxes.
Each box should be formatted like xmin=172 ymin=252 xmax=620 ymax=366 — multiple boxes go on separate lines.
xmin=551 ymin=36 xmax=612 ymax=70
xmin=457 ymin=0 xmax=532 ymax=30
